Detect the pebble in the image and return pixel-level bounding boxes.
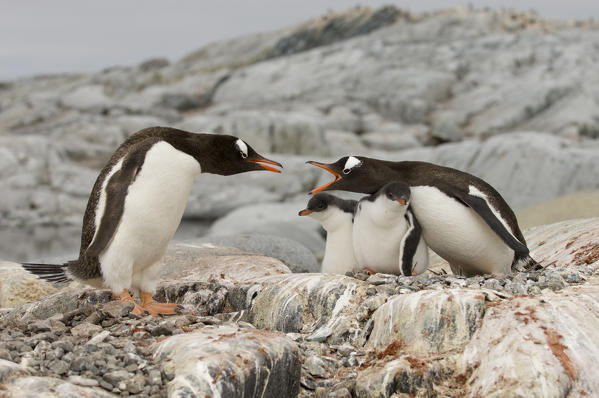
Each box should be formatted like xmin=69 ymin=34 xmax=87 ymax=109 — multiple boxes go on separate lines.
xmin=71 ymin=322 xmax=103 ymax=338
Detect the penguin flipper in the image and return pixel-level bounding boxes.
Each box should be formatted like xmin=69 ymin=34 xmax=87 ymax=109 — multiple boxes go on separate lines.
xmin=85 ymin=148 xmax=147 ymax=259
xmin=454 ymin=190 xmax=529 ymax=255
xmin=399 ymin=209 xmax=424 ymax=276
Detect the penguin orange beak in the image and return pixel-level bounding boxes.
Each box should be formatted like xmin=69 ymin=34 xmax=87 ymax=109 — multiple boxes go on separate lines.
xmin=298 ymin=209 xmax=313 ymax=216
xmin=249 ymin=158 xmax=283 ymax=173
xmin=306 ymin=161 xmax=341 ymax=194
xmin=397 ymin=199 xmax=406 ymax=206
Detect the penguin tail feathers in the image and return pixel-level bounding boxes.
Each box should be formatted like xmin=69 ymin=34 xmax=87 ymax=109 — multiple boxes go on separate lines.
xmin=21 ymin=262 xmax=72 ymax=284
xmin=511 ymin=254 xmax=542 ymax=273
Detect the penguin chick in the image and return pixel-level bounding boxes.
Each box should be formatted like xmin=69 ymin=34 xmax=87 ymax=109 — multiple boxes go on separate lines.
xmin=298 ymin=193 xmax=358 ymax=275
xmin=353 ymin=181 xmax=429 ymax=276
xmin=22 ymin=127 xmax=282 ymax=316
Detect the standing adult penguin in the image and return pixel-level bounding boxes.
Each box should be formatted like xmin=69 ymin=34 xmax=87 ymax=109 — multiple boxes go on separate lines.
xmin=22 ymin=127 xmax=282 ymax=316
xmin=298 ymin=193 xmax=358 ymax=275
xmin=352 ymin=181 xmax=429 ymax=276
xmin=306 ymin=156 xmax=536 ymax=276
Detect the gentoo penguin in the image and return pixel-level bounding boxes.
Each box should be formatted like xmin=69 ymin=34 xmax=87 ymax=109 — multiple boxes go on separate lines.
xmin=306 ymin=156 xmax=536 ymax=276
xmin=352 ymin=182 xmax=429 ymax=276
xmin=22 ymin=127 xmax=282 ymax=316
xmin=298 ymin=193 xmax=358 ymax=274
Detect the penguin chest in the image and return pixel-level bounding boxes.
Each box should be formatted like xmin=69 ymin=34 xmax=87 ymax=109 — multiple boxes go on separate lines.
xmin=353 ymin=205 xmax=408 ymax=274
xmin=409 ymin=186 xmax=513 ymax=274
xmin=102 ymin=142 xmax=201 ymax=268
xmin=322 ymin=222 xmax=358 ymax=274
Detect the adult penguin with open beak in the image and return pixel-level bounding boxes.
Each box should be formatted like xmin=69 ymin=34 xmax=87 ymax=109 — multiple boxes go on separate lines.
xmin=306 ymin=156 xmax=536 ymax=276
xmin=22 ymin=127 xmax=282 ymax=316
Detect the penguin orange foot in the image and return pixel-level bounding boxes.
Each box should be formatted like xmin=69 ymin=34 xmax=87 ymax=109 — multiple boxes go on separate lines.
xmin=119 ymin=289 xmax=146 ymax=316
xmin=140 ymin=291 xmax=182 ymax=316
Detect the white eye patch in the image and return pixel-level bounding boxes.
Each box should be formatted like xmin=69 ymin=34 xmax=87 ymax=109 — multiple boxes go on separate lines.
xmin=235 ymin=139 xmax=248 ymax=158
xmin=343 ymin=156 xmax=362 ymax=174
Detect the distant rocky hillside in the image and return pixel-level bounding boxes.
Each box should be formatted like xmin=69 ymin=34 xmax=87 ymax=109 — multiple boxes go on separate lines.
xmin=1 ymin=6 xmax=599 ymax=259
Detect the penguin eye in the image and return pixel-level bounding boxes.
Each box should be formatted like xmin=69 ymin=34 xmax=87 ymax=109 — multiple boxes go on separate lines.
xmin=240 ymin=151 xmax=248 ymax=159
xmin=343 ymin=168 xmax=351 ymax=174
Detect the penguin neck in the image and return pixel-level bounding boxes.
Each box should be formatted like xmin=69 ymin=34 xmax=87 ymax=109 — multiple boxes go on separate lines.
xmin=316 ymin=208 xmax=354 ymax=233
xmin=362 ymin=196 xmax=407 ymax=227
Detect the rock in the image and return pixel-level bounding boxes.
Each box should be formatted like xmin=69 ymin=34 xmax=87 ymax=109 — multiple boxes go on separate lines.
xmin=155 ymin=325 xmax=301 ymax=397
xmin=0 ymin=376 xmax=115 ymax=397
xmin=98 ymin=301 xmax=134 ymax=319
xmin=0 ymin=359 xmax=32 ymax=383
xmin=251 ymin=274 xmax=372 ymax=343
xmin=0 ymin=262 xmax=59 ymax=308
xmin=462 ymin=281 xmax=599 ymax=396
xmin=59 ymin=85 xmax=113 ymax=112
xmin=324 ymin=130 xmax=368 ymax=157
xmin=366 ymin=289 xmax=486 ymax=353
xmin=516 ymin=191 xmax=599 ymax=229
xmin=1 ymin=289 xmax=112 ymax=323
xmin=361 ymin=131 xmax=422 ymax=151
xmin=430 ymin=110 xmax=464 ymax=142
xmin=71 ymin=323 xmax=103 ymax=338
xmin=191 ymin=234 xmax=318 ymax=273
xmin=210 ymin=201 xmax=320 ymax=236
xmin=525 ymin=217 xmax=599 ymax=268
xmin=157 ymin=241 xmax=292 ymax=283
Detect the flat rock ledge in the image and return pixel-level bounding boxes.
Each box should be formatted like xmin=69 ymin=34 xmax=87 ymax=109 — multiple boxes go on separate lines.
xmin=0 ymin=217 xmax=598 ymax=397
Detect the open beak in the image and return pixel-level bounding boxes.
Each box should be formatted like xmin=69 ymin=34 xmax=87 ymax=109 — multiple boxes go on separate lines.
xmin=306 ymin=161 xmax=341 ymax=194
xmin=298 ymin=209 xmax=313 ymax=216
xmin=250 ymin=157 xmax=283 ymax=173
xmin=397 ymin=199 xmax=406 ymax=206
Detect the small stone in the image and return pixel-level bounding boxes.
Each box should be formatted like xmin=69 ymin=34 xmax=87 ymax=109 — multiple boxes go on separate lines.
xmin=329 ymin=388 xmax=352 ymax=398
xmin=47 ymin=359 xmax=69 ymax=374
xmin=0 ymin=349 xmax=12 ymax=360
xmin=87 ymin=330 xmax=110 ymax=345
xmin=366 ymin=273 xmax=397 ymax=286
xmin=561 ymin=270 xmax=583 ymax=283
xmin=303 ymin=356 xmax=332 ymax=378
xmin=150 ymin=325 xmax=173 ymax=337
xmin=28 ymin=319 xmax=52 ymax=333
xmin=101 ymin=301 xmax=134 ymax=319
xmin=104 ymin=370 xmax=132 ymax=386
xmin=126 ymin=374 xmax=146 ymax=394
xmin=286 ymin=333 xmax=302 ymax=341
xmin=71 ymin=322 xmax=103 ymax=338
xmin=148 ymin=369 xmax=162 ymax=385
xmin=307 ymin=326 xmax=333 ymax=342
xmin=68 ymin=375 xmax=100 ymax=387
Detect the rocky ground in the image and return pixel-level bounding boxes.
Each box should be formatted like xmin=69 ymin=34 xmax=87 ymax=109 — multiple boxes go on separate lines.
xmin=1 ymin=6 xmax=599 ymax=261
xmin=1 ymin=217 xmax=599 ymax=397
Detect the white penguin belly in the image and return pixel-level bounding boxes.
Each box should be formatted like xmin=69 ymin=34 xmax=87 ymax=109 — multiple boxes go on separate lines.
xmin=353 ymin=204 xmax=408 ymax=274
xmin=410 ymin=186 xmax=513 ymax=275
xmin=99 ymin=142 xmax=201 ymax=287
xmin=322 ymin=227 xmax=358 ymax=275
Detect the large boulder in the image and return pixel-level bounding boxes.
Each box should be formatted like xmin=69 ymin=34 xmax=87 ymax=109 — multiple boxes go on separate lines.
xmin=155 ymin=325 xmax=301 ymax=397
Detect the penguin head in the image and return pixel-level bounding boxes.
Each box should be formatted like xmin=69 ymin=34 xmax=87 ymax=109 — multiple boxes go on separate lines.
xmin=378 ymin=181 xmax=411 ymax=209
xmin=184 ymin=134 xmax=282 ymax=175
xmin=298 ymin=193 xmax=336 ymax=219
xmin=306 ymin=156 xmax=388 ymax=194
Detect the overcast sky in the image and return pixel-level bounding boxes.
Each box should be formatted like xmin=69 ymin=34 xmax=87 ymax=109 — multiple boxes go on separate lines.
xmin=1 ymin=0 xmax=598 ymax=81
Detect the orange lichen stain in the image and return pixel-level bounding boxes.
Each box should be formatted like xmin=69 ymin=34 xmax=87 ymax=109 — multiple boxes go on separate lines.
xmin=565 ymin=240 xmax=576 ymax=249
xmin=573 ymin=243 xmax=599 ymax=265
xmin=543 ymin=327 xmax=576 ymax=381
xmin=358 ymin=360 xmax=372 ymax=370
xmin=538 ymin=241 xmax=546 ymax=246
xmin=579 ymin=390 xmax=589 ymax=396
xmin=405 ymin=355 xmax=427 ymax=375
xmin=376 ymin=340 xmax=404 ymax=360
